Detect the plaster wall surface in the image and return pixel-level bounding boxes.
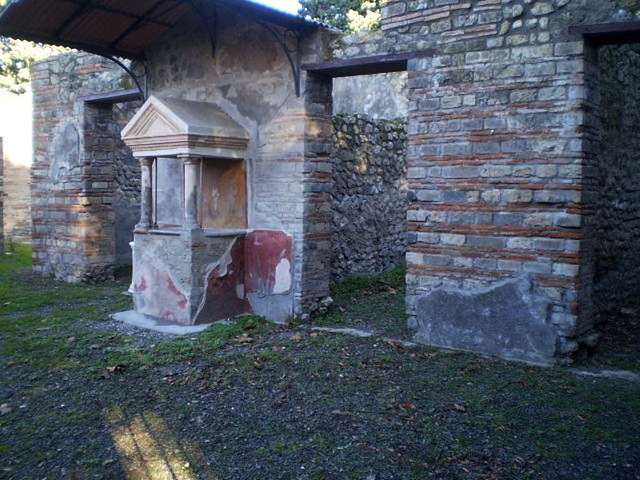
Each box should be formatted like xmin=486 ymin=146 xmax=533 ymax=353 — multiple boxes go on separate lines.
xmin=133 ymin=232 xmax=238 ymax=324
xmin=132 ymin=229 xmax=295 ymax=325
xmin=333 ymin=72 xmax=408 ymax=120
xmin=332 ymin=0 xmax=640 ymax=363
xmin=142 ymin=6 xmax=333 ymax=320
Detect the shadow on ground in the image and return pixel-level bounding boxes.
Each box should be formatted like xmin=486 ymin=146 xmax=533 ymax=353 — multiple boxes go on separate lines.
xmin=1 ymin=248 xmax=638 ymax=479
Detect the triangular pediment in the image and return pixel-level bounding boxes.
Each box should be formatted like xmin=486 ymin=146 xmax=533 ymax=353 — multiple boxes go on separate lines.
xmin=124 ymin=108 xmax=184 ymax=139
xmin=121 ymin=96 xmax=250 ymax=159
xmin=122 ymin=96 xmax=249 ymax=141
xmin=122 ymin=96 xmax=189 ymax=140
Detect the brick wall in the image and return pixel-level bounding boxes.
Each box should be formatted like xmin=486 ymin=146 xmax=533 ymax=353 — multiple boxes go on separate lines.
xmin=400 ymin=1 xmax=639 ymax=363
xmin=331 ymin=115 xmax=407 ymax=280
xmin=330 ymin=0 xmax=640 ymax=363
xmin=31 ymin=53 xmax=140 ymax=282
xmin=301 ymin=72 xmax=334 ymax=311
xmin=0 ymin=89 xmax=32 ymax=245
xmin=2 ymin=158 xmax=31 ymax=245
xmin=0 ymin=137 xmax=3 ymax=253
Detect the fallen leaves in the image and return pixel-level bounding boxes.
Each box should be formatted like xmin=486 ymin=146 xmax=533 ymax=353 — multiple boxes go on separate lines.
xmin=454 ymin=403 xmax=467 ymax=413
xmin=107 ymin=365 xmax=127 ymax=374
xmin=237 ymin=334 xmax=253 ymax=344
xmin=100 ymin=364 xmax=128 ymax=379
xmin=0 ymin=404 xmax=11 ymax=415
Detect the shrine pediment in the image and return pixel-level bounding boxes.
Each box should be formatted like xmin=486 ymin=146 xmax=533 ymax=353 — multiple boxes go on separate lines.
xmin=122 ymin=96 xmax=249 ymax=159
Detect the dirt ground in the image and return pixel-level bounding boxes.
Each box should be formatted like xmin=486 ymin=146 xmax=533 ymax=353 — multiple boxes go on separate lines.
xmin=1 ymin=249 xmax=638 ymax=479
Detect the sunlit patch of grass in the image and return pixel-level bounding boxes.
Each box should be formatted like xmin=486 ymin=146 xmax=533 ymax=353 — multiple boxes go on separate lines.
xmin=0 ymin=243 xmax=129 ymax=315
xmin=106 ymin=406 xmax=206 ymax=480
xmin=0 ymin=243 xmax=32 ymax=274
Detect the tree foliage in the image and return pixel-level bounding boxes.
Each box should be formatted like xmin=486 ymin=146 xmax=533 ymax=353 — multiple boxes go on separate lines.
xmin=0 ymin=0 xmax=61 ymax=94
xmin=299 ymin=0 xmax=380 ymax=32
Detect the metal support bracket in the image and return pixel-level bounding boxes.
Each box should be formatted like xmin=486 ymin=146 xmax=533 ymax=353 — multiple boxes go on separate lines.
xmin=185 ymin=0 xmax=218 ymax=57
xmin=105 ymin=56 xmax=148 ymax=101
xmin=256 ymin=21 xmax=302 ymax=97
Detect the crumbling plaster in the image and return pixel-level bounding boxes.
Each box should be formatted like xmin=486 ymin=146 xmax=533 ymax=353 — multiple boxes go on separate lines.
xmin=133 ymin=7 xmax=334 ymax=321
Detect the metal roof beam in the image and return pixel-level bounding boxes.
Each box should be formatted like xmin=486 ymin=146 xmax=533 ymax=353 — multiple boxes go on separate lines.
xmin=303 ymin=50 xmax=437 ymax=78
xmin=569 ymin=21 xmax=640 ymax=45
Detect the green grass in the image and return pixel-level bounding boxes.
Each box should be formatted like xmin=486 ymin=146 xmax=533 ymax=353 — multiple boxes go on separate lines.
xmin=0 ymin=244 xmax=129 ymax=314
xmin=313 ymin=265 xmax=408 ymax=337
xmin=0 ymin=245 xmax=638 ymax=480
xmin=0 ymin=245 xmax=272 ymax=372
xmin=0 ymin=242 xmax=32 ymax=274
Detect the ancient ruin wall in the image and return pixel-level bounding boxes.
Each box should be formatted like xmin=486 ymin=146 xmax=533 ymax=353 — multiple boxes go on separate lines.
xmin=331 ymin=115 xmax=407 ymax=280
xmin=31 ymin=53 xmax=140 ymax=282
xmin=332 ymin=0 xmax=640 ymax=363
xmin=144 ymin=7 xmax=333 ymax=319
xmin=333 ymin=72 xmax=408 ymax=120
xmin=0 ymin=89 xmax=32 ymax=245
xmin=0 ymin=138 xmax=3 ymax=253
xmin=591 ymin=44 xmax=640 ymax=317
xmin=3 ymin=157 xmax=31 ymax=245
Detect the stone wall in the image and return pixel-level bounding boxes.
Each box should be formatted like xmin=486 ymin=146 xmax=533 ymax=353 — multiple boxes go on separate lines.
xmin=3 ymin=157 xmax=31 ymax=245
xmin=0 ymin=137 xmax=3 ymax=253
xmin=31 ymin=53 xmax=140 ymax=282
xmin=331 ymin=0 xmax=640 ymax=363
xmin=331 ymin=114 xmax=407 ymax=280
xmin=0 ymin=88 xmax=32 ymax=245
xmin=591 ymin=43 xmax=640 ymax=318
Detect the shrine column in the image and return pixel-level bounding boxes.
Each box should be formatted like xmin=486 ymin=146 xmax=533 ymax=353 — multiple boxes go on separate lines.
xmin=136 ymin=157 xmax=154 ymax=230
xmin=180 ymin=155 xmax=201 ymax=228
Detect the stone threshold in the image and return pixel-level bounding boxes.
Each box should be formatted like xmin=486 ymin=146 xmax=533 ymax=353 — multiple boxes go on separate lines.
xmin=110 ymin=310 xmax=212 ymax=335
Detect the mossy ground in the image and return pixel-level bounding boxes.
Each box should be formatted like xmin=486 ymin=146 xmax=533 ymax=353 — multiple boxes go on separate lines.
xmin=312 ymin=265 xmax=409 ymax=340
xmin=1 ymin=247 xmax=638 ymax=479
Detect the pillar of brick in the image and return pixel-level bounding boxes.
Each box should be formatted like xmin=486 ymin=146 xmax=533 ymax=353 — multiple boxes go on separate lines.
xmin=31 ymin=53 xmax=139 ymax=282
xmin=0 ymin=137 xmax=4 ymax=254
xmin=301 ymin=73 xmax=334 ymax=313
xmin=373 ymin=0 xmax=639 ymax=364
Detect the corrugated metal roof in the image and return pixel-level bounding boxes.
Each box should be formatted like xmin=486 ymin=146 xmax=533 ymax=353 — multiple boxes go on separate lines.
xmin=0 ymin=0 xmax=324 ymax=60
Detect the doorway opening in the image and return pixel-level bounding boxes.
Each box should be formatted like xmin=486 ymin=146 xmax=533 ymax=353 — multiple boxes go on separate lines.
xmin=585 ymin=40 xmax=640 ymax=369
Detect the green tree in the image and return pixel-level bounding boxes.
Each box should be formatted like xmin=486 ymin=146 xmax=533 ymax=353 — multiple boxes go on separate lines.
xmin=0 ymin=0 xmax=60 ymax=94
xmin=299 ymin=0 xmax=380 ymax=32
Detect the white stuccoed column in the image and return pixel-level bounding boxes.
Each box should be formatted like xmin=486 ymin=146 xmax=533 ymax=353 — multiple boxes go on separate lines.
xmin=136 ymin=157 xmax=154 ymax=230
xmin=127 ymin=241 xmax=135 ymax=294
xmin=180 ymin=155 xmax=201 ymax=229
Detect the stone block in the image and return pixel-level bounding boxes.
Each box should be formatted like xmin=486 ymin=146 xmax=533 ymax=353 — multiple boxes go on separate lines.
xmin=412 ymin=276 xmax=556 ymax=364
xmin=441 ymin=233 xmax=465 ymax=245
